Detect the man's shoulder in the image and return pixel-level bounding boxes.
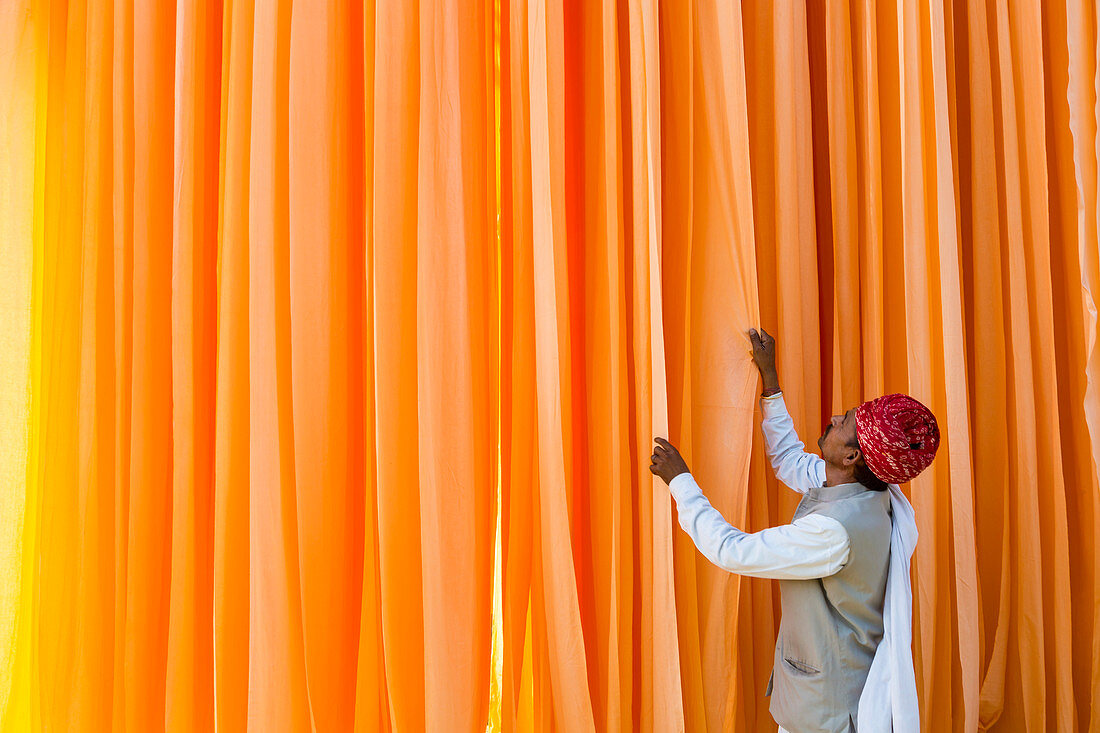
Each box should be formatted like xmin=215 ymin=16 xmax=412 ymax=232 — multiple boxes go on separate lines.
xmin=808 ymin=491 xmax=891 ymax=538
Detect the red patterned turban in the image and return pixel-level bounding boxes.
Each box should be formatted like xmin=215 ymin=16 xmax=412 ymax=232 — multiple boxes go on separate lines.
xmin=854 ymin=393 xmax=940 ymax=484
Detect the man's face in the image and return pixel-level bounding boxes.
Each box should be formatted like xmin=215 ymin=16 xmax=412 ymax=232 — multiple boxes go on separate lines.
xmin=818 ymin=406 xmax=860 ymax=468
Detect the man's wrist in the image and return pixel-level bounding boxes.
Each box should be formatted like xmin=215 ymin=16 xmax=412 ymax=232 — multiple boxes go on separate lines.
xmin=667 ymin=471 xmax=693 ymax=499
xmin=663 ymin=468 xmax=689 ymax=486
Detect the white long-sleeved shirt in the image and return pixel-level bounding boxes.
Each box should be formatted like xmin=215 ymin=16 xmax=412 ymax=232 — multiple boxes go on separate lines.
xmin=667 ymin=472 xmax=850 ymax=578
xmin=667 ymin=392 xmax=850 ymax=579
xmin=667 ymin=391 xmax=920 ymax=733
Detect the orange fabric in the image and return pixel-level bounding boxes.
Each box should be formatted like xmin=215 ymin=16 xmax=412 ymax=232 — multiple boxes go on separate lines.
xmin=4 ymin=1 xmax=1100 ymax=732
xmin=3 ymin=0 xmax=497 ymax=730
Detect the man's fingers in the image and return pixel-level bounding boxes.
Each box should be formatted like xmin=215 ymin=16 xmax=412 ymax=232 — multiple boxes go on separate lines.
xmin=655 ymin=436 xmax=672 ymax=447
xmin=761 ymin=327 xmax=773 ymax=343
xmin=748 ymin=329 xmax=761 ymax=347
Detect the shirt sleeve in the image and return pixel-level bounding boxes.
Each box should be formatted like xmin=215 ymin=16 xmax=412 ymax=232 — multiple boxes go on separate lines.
xmin=668 ymin=472 xmax=850 ymax=580
xmin=760 ymin=391 xmax=827 ymax=493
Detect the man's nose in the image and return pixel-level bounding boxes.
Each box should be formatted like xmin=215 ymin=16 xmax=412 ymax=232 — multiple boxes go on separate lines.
xmin=831 ymin=415 xmax=842 ymax=427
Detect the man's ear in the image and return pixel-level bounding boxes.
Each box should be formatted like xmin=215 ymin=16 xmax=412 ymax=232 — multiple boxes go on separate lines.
xmin=844 ymin=448 xmax=862 ymax=467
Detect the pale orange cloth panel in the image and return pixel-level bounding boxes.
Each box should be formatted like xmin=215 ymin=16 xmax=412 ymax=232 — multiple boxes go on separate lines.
xmin=213 ymin=0 xmax=252 ymax=728
xmin=248 ymin=1 xmax=310 ymax=730
xmin=10 ymin=1 xmax=1100 ymax=732
xmin=742 ymin=2 xmax=1095 ymax=731
xmin=35 ymin=0 xmax=100 ymax=728
xmin=168 ymin=0 xmax=219 ymax=730
xmin=373 ymin=0 xmax=499 ymax=729
xmin=657 ymin=2 xmax=709 ymax=728
xmin=1065 ymin=3 xmax=1100 ymax=732
xmin=9 ymin=1 xmax=497 ymax=731
xmin=372 ymin=1 xmax=425 ymax=730
xmin=501 ymin=1 xmax=761 ymax=731
xmin=372 ymin=0 xmax=498 ymax=730
xmin=695 ymin=1 xmax=1099 ymax=731
xmin=678 ymin=3 xmax=763 ymax=730
xmin=741 ymin=2 xmax=824 ymax=729
xmin=0 ymin=1 xmax=38 ymax=728
xmin=413 ymin=0 xmax=497 ymax=729
xmin=503 ymin=1 xmax=600 ymax=729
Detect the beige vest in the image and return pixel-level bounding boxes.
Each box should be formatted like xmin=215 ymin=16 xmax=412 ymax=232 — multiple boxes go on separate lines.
xmin=765 ymin=482 xmax=892 ymax=733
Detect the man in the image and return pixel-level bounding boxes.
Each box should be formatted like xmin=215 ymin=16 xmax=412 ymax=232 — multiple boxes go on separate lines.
xmin=650 ymin=327 xmax=938 ymax=733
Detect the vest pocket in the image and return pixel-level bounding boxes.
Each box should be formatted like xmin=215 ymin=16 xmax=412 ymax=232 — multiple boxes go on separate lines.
xmin=782 ymin=656 xmax=821 ymax=675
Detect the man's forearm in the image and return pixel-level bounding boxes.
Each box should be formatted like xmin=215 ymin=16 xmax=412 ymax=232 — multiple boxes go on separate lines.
xmin=760 ymin=369 xmax=780 ymax=396
xmin=759 ymin=392 xmax=826 ymax=491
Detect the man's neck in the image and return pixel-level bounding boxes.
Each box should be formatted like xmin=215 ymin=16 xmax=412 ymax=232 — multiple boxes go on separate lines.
xmin=823 ymin=462 xmax=858 ymax=487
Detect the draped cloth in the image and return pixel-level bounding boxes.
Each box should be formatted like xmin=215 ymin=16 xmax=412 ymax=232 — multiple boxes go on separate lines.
xmin=857 ymin=485 xmax=920 ymax=733
xmin=2 ymin=1 xmax=1100 ymax=731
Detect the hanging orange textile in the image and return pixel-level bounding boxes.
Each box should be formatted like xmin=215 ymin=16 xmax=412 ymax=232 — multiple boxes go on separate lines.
xmin=1 ymin=0 xmax=497 ymax=731
xmin=4 ymin=1 xmax=1100 ymax=732
xmin=501 ymin=0 xmax=1100 ymax=730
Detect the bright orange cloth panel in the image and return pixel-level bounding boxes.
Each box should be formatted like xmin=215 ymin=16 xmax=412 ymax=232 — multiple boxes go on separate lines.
xmin=3 ymin=1 xmax=1100 ymax=732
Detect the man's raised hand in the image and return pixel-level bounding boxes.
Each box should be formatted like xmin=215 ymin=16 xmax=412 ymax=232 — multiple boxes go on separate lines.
xmin=749 ymin=327 xmax=780 ymax=392
xmin=650 ymin=437 xmax=690 ymax=485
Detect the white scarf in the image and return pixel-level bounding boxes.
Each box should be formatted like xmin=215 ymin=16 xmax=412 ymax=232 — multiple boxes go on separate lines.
xmin=856 ymin=484 xmax=920 ymax=732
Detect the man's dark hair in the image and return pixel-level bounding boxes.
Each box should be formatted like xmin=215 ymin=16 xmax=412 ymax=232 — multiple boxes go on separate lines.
xmin=850 ymin=437 xmax=890 ymax=492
